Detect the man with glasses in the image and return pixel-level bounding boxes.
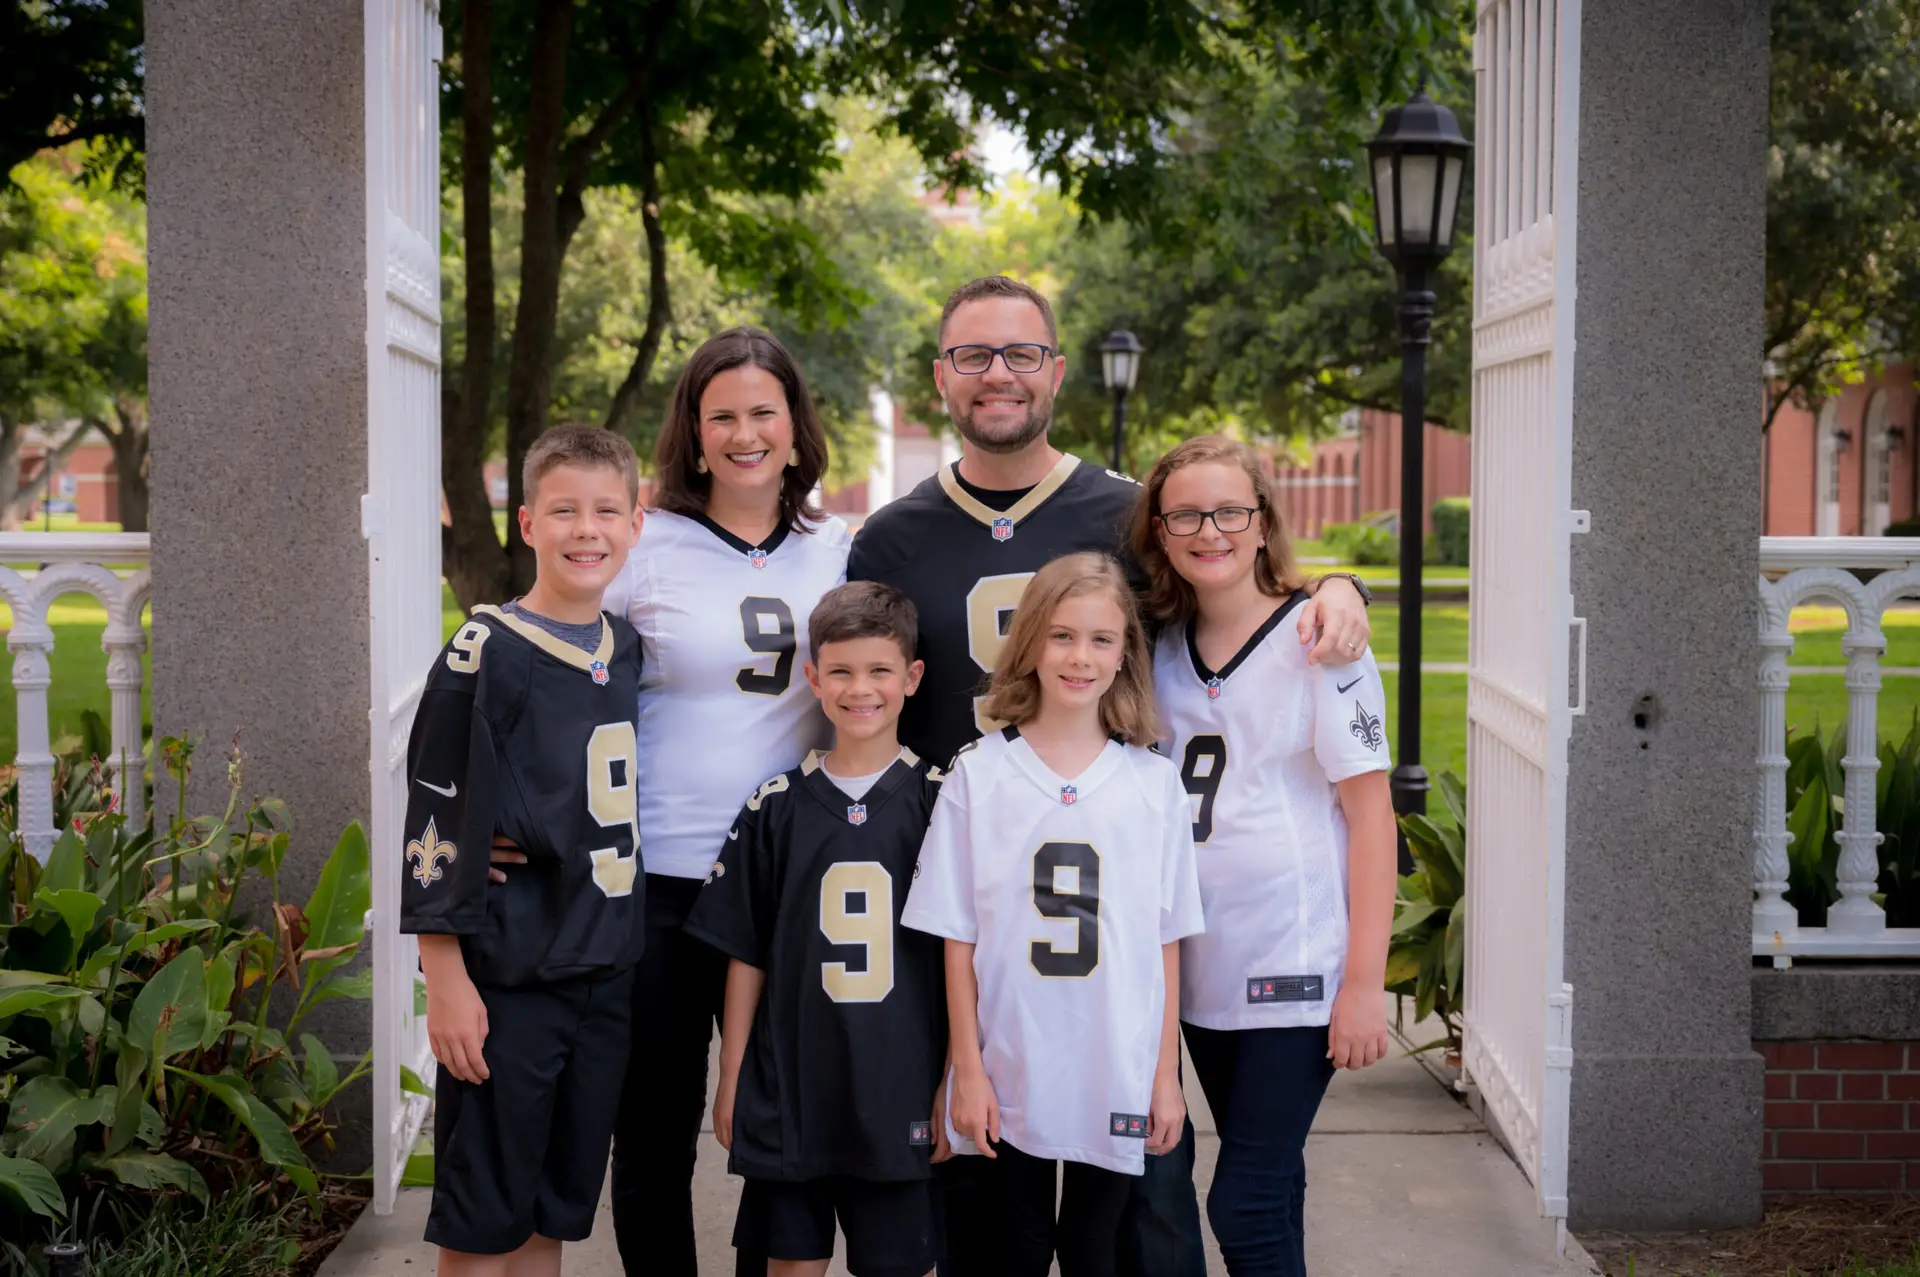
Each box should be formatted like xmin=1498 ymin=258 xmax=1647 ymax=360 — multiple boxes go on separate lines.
xmin=849 ymin=275 xmax=1372 ymax=1276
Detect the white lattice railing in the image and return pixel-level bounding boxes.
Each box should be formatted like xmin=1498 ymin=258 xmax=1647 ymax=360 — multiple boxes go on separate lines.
xmin=0 ymin=533 xmax=151 ymax=859
xmin=1755 ymin=536 xmax=1920 ymax=962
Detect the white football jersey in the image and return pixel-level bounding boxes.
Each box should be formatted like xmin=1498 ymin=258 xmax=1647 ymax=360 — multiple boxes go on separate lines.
xmin=901 ymin=728 xmax=1204 ymax=1174
xmin=1154 ymin=595 xmax=1391 ymax=1031
xmin=602 ymin=509 xmax=851 ymax=879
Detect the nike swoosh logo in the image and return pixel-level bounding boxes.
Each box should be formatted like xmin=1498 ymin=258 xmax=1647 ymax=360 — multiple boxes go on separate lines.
xmin=416 ymin=779 xmax=458 ymax=798
xmin=1336 ymin=677 xmax=1364 ymax=694
xmin=727 ymin=828 xmax=738 ymax=840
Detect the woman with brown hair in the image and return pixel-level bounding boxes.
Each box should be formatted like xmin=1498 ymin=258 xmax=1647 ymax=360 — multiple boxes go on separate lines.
xmin=1133 ymin=435 xmax=1397 ymax=1277
xmin=498 ymin=327 xmax=852 ymax=1274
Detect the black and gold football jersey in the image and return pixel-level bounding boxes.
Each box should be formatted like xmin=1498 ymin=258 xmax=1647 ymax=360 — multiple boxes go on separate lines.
xmin=685 ymin=750 xmax=946 ymax=1183
xmin=399 ymin=605 xmax=646 ymax=988
xmin=847 ymin=454 xmax=1143 ymax=767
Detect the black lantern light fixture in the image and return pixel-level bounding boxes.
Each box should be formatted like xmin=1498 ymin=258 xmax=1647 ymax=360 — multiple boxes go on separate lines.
xmin=1365 ymin=89 xmax=1470 ymax=834
xmin=1100 ymin=328 xmax=1145 ymax=473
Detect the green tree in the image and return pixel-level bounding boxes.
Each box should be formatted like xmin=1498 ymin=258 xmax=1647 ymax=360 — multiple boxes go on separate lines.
xmin=1764 ymin=0 xmax=1920 ymax=428
xmin=0 ymin=145 xmax=148 ymax=529
xmin=0 ymin=0 xmax=145 ymax=191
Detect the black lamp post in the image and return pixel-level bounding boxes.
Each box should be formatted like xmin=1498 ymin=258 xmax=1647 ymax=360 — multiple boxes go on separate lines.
xmin=1100 ymin=328 xmax=1145 ymax=473
xmin=1365 ymin=91 xmax=1470 ymax=826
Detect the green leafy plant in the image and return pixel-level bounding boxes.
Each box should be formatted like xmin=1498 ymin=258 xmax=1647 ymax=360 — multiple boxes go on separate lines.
xmin=1432 ymin=497 xmax=1470 ymax=567
xmin=0 ymin=730 xmax=373 ymax=1253
xmin=1783 ymin=713 xmax=1920 ymax=928
xmin=1387 ymin=770 xmax=1466 ymax=1055
xmin=1322 ymin=514 xmax=1398 ymax=566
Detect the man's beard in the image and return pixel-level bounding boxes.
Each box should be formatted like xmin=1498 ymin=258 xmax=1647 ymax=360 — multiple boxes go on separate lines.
xmin=950 ymin=394 xmax=1053 ymax=455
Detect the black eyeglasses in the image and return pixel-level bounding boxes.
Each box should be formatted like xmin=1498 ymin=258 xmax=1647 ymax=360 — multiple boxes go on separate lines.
xmin=1158 ymin=506 xmax=1258 ymax=536
xmin=943 ymin=343 xmax=1054 ymax=375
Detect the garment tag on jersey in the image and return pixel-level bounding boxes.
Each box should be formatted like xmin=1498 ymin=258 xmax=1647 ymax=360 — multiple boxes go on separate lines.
xmin=749 ymin=546 xmax=769 ymax=569
xmin=1060 ymin=784 xmax=1078 ymax=806
xmin=1110 ymin=1113 xmax=1149 ymax=1140
xmin=589 ymin=659 xmax=610 ymax=686
xmin=847 ymin=803 xmax=868 ymax=826
xmin=1247 ymin=975 xmax=1325 ymax=1004
xmin=992 ymin=516 xmax=1015 ymax=542
xmin=908 ymin=1120 xmax=932 ymax=1146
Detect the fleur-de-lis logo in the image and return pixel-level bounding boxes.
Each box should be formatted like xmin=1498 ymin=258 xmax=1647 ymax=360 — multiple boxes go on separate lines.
xmin=407 ymin=817 xmax=458 ymax=887
xmin=1350 ymin=702 xmax=1384 ymax=752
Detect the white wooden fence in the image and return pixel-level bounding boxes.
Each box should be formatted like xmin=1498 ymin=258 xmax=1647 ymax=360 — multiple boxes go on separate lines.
xmin=1755 ymin=535 xmax=1920 ymax=962
xmin=0 ymin=532 xmax=150 ymax=857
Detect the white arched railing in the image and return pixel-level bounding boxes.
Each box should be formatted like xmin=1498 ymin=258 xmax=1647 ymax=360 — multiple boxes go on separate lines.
xmin=1756 ymin=536 xmax=1920 ymax=962
xmin=0 ymin=532 xmax=151 ymax=858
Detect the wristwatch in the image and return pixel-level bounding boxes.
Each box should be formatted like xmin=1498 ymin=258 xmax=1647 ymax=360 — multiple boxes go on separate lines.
xmin=1316 ymin=572 xmax=1373 ymax=606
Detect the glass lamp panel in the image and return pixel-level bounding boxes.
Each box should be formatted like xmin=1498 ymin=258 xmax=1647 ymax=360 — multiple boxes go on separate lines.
xmin=1399 ymin=154 xmax=1440 ymax=243
xmin=1102 ymin=349 xmax=1121 ymax=389
xmin=1437 ymin=154 xmax=1465 ymax=250
xmin=1371 ymin=156 xmax=1397 ymax=246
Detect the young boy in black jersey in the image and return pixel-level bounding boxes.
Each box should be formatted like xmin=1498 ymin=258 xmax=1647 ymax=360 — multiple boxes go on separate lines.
xmin=400 ymin=426 xmax=645 ymax=1276
xmin=687 ymin=582 xmax=949 ymax=1277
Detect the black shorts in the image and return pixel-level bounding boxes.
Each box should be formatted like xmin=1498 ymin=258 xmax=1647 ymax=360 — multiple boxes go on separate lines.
xmin=424 ymin=967 xmax=634 ymax=1254
xmin=734 ymin=1176 xmax=935 ymax=1277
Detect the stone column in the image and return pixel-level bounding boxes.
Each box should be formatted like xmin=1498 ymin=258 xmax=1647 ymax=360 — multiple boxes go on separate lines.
xmin=145 ymin=0 xmax=372 ymax=1086
xmin=1562 ymin=0 xmax=1769 ymax=1229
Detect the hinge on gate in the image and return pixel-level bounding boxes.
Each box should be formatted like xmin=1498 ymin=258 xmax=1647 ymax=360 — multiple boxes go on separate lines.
xmin=1570 ymin=510 xmax=1591 ymax=534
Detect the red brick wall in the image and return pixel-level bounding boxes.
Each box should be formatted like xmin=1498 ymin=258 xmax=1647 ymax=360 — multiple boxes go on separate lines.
xmin=1758 ymin=1040 xmax=1920 ymax=1194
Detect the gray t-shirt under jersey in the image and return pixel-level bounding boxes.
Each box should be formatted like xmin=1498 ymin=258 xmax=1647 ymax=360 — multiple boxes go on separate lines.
xmin=502 ymin=598 xmax=605 ymax=654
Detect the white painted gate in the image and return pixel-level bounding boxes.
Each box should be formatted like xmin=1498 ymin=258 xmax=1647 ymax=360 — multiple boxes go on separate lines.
xmin=1463 ymin=0 xmax=1580 ymax=1224
xmin=364 ymin=0 xmax=444 ymax=1217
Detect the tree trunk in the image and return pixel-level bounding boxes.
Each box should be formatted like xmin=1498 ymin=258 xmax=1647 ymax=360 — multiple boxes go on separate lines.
xmin=441 ymin=0 xmax=510 ymax=613
xmin=3 ymin=420 xmax=90 ymax=529
xmin=501 ymin=0 xmax=574 ymax=595
xmin=603 ymin=109 xmax=671 ymax=443
xmin=105 ymin=400 xmax=149 ymax=532
xmin=0 ymin=418 xmax=23 ymax=532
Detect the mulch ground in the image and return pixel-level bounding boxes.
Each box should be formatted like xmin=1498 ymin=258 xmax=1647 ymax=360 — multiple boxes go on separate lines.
xmin=1580 ymin=1198 xmax=1920 ymax=1276
xmin=290 ymin=1184 xmax=372 ymax=1277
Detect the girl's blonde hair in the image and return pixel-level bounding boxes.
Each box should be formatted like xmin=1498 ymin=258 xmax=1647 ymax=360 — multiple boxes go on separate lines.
xmin=981 ymin=552 xmax=1159 ymax=746
xmin=1131 ymin=434 xmax=1307 ymax=626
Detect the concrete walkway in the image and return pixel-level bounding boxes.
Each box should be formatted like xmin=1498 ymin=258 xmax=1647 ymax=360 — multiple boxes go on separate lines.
xmin=320 ymin=1003 xmax=1595 ymax=1276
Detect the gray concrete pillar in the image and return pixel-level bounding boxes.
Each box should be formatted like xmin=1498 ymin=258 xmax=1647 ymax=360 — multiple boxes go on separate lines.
xmin=1563 ymin=0 xmax=1769 ymax=1229
xmin=145 ymin=0 xmax=372 ymax=1089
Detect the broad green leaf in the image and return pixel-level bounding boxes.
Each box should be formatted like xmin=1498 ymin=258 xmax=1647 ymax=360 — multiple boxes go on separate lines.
xmin=105 ymin=1046 xmax=146 ymax=1156
xmin=1415 ymin=934 xmax=1443 ymax=1023
xmin=400 ymin=1064 xmax=433 ymax=1098
xmin=301 ymin=823 xmax=371 ymax=990
xmin=0 ymin=986 xmax=82 ymax=1020
xmin=33 ymin=888 xmax=104 ymax=947
xmin=5 ymin=1075 xmax=112 ymax=1164
xmin=1383 ymin=946 xmax=1423 ymax=990
xmin=401 ymin=1150 xmax=435 ymax=1187
xmin=1435 ymin=770 xmax=1467 ymax=829
xmin=40 ymin=829 xmax=85 ymax=894
xmin=306 ymin=967 xmax=374 ymax=1010
xmin=167 ymin=1067 xmax=318 ymax=1194
xmin=86 ymin=1149 xmax=209 ymax=1203
xmin=1443 ymin=895 xmax=1467 ymax=1015
xmin=299 ymin=1034 xmax=339 ymax=1106
xmin=0 ymin=1154 xmax=66 ymax=1219
xmin=76 ymin=919 xmax=219 ymax=988
xmin=1391 ymin=902 xmax=1441 ymax=936
xmin=127 ymin=949 xmax=209 ymax=1061
xmin=204 ymin=947 xmax=238 ymax=1045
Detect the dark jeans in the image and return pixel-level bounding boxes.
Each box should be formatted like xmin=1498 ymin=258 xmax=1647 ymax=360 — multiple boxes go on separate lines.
xmin=1183 ymin=1023 xmax=1337 ymax=1277
xmin=988 ymin=1139 xmax=1134 ymax=1277
xmin=608 ymin=873 xmax=758 ymax=1276
xmin=1117 ymin=1113 xmax=1208 ymax=1277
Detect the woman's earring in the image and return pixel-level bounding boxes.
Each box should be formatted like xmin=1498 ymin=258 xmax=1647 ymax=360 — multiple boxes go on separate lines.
xmin=786 ymin=450 xmax=800 ymax=469
xmin=695 ymin=456 xmax=709 ymax=475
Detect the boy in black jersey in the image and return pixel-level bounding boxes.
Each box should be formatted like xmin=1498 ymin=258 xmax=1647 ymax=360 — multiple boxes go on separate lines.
xmin=688 ymin=582 xmax=948 ymax=1277
xmin=400 ymin=426 xmax=645 ymax=1274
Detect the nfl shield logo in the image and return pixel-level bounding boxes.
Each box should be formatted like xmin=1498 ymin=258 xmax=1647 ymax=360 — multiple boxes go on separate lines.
xmin=589 ymin=660 xmax=610 ymax=686
xmin=1060 ymin=784 xmax=1078 ymax=806
xmin=991 ymin=516 xmax=1015 ymax=542
xmin=847 ymin=803 xmax=868 ymax=826
xmin=1113 ymin=1117 xmax=1127 ymax=1134
xmin=749 ymin=546 xmax=769 ymax=569
xmin=1206 ymin=677 xmax=1224 ymax=700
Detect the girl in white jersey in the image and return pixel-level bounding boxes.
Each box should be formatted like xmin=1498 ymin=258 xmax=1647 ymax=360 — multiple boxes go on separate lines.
xmin=1133 ymin=436 xmax=1397 ymax=1277
xmin=529 ymin=328 xmax=851 ymax=1275
xmin=903 ymin=552 xmax=1204 ymax=1277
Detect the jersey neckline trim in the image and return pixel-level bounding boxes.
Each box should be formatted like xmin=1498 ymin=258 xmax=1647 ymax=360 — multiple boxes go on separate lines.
xmin=799 ymin=748 xmax=922 ymax=820
xmin=936 ymin=452 xmax=1080 ymax=531
xmin=999 ymin=725 xmax=1126 ymax=803
xmin=472 ymin=604 xmax=614 ymax=672
xmin=1184 ymin=589 xmax=1311 ymax=687
xmin=691 ymin=511 xmax=794 ymax=560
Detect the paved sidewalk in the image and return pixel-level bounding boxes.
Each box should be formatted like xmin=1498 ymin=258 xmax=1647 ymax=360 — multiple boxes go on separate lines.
xmin=320 ymin=1005 xmax=1595 ymax=1276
